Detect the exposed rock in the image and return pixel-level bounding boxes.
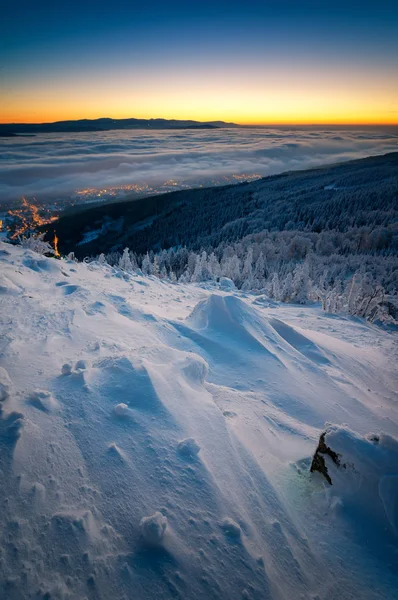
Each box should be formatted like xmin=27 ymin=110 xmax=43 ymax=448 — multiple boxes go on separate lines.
xmin=310 ymin=431 xmax=341 ymax=485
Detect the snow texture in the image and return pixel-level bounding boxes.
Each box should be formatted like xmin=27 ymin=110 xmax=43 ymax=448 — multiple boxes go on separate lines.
xmin=321 ymin=426 xmax=398 ymax=534
xmin=0 ymin=367 xmax=12 ymax=402
xmin=27 ymin=389 xmax=59 ymax=413
xmin=0 ymin=241 xmax=397 ymax=600
xmin=177 ymin=437 xmax=201 ymax=458
xmin=61 ymin=363 xmax=72 ymax=376
xmin=140 ymin=512 xmax=168 ymax=545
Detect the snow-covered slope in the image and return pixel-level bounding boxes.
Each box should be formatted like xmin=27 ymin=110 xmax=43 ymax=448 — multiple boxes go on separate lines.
xmin=0 ymin=241 xmax=397 ymax=600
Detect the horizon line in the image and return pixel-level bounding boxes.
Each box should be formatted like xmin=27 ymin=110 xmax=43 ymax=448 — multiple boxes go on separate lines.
xmin=1 ymin=116 xmax=398 ymax=128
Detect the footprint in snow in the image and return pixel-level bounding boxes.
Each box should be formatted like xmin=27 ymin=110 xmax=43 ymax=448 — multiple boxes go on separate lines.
xmin=223 ymin=410 xmax=237 ymax=418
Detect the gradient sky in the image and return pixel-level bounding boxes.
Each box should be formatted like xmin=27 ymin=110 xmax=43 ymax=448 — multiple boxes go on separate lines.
xmin=1 ymin=0 xmax=398 ymax=124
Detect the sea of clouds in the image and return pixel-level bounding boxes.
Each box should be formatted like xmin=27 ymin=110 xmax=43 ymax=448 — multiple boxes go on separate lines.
xmin=0 ymin=126 xmax=397 ymax=203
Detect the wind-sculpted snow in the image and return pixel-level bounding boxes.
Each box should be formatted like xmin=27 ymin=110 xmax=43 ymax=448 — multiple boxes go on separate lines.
xmin=320 ymin=427 xmax=398 ymax=533
xmin=0 ymin=241 xmax=397 ymax=599
xmin=268 ymin=318 xmax=331 ymax=365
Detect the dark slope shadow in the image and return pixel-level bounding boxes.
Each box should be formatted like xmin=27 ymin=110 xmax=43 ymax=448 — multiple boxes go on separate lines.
xmin=0 ymin=406 xmax=24 ymax=472
xmin=269 ymin=318 xmax=331 ymax=365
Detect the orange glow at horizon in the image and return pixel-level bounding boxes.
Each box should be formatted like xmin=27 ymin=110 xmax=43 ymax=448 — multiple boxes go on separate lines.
xmin=1 ymin=65 xmax=397 ymax=126
xmin=2 ymin=108 xmax=397 ymax=127
xmin=2 ymin=107 xmax=397 ymax=127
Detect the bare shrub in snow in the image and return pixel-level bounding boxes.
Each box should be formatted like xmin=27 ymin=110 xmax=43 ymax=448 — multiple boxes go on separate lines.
xmin=19 ymin=233 xmax=55 ymax=256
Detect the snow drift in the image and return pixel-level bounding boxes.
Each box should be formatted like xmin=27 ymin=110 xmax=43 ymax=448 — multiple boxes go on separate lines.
xmin=312 ymin=426 xmax=398 ymax=534
xmin=0 ymin=241 xmax=397 ymax=600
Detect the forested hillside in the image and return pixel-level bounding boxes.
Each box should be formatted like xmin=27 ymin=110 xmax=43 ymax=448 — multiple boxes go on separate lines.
xmin=46 ymin=153 xmax=398 ymax=322
xmin=51 ymin=152 xmax=398 ymax=258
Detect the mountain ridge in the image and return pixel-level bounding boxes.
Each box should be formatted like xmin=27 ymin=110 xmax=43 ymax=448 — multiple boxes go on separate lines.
xmin=0 ymin=117 xmax=239 ymax=135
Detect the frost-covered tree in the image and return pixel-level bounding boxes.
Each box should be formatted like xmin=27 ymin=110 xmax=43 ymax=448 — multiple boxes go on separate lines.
xmin=291 ymin=261 xmax=312 ymax=304
xmin=281 ymin=272 xmax=293 ymax=302
xmin=222 ymin=254 xmax=241 ymax=285
xmin=152 ymin=255 xmax=160 ymax=277
xmin=141 ymin=252 xmax=152 ymax=275
xmin=241 ymin=248 xmax=253 ymax=290
xmin=208 ymin=252 xmax=221 ymax=280
xmin=269 ymin=272 xmax=281 ymax=300
xmin=187 ymin=252 xmax=197 ymax=279
xmin=191 ymin=254 xmax=203 ymax=282
xmin=254 ymin=252 xmax=266 ymax=287
xmin=119 ymin=247 xmax=133 ymax=272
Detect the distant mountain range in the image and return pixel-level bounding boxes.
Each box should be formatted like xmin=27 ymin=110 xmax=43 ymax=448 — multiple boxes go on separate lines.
xmin=0 ymin=117 xmax=239 ymax=135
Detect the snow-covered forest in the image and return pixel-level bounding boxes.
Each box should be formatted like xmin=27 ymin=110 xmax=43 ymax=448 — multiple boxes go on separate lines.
xmin=52 ymin=153 xmax=398 ymax=260
xmin=99 ymin=228 xmax=398 ymax=324
xmin=47 ymin=153 xmax=398 ymax=324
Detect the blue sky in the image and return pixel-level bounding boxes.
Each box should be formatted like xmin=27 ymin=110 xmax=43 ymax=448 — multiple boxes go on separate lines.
xmin=1 ymin=1 xmax=398 ymax=123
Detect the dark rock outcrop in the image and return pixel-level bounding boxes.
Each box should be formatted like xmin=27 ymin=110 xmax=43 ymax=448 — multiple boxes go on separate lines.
xmin=310 ymin=432 xmax=341 ymax=485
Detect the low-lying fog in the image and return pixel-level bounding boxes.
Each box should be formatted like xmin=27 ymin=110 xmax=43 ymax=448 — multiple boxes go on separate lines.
xmin=1 ymin=126 xmax=397 ymax=203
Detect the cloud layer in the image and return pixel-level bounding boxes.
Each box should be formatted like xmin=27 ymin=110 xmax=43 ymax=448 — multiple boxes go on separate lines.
xmin=0 ymin=127 xmax=397 ymax=204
